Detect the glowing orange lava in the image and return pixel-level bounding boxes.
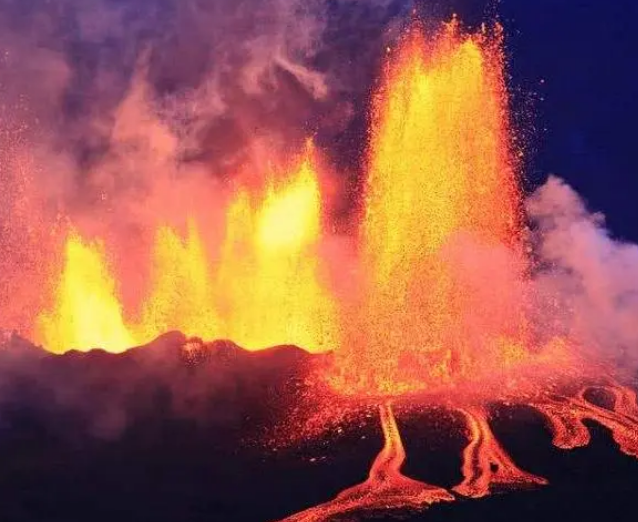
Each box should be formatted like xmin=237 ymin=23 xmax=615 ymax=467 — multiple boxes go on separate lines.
xmin=136 ymin=219 xmax=219 ymax=344
xmin=34 ymin=144 xmax=336 ymax=354
xmin=454 ymin=406 xmax=547 ymax=498
xmin=328 ymin=19 xmax=526 ymax=397
xmin=217 ymin=144 xmax=338 ymax=352
xmin=36 ymin=230 xmax=134 ymax=353
xmin=533 ymin=384 xmax=638 ymax=458
xmin=278 ymin=403 xmax=453 ymax=522
xmin=16 ymin=14 xmax=638 ymax=522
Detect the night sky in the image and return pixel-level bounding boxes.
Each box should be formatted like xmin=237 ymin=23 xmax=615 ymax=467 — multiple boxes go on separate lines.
xmin=502 ymin=0 xmax=638 ymax=242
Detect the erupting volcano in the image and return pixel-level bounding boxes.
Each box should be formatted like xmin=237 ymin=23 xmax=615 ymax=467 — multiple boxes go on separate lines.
xmin=0 ymin=7 xmax=637 ymax=522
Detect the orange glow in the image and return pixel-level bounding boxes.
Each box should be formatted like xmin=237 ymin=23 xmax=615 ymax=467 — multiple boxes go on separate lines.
xmin=36 ymin=230 xmax=134 ymax=353
xmin=136 ymin=219 xmax=219 ymax=343
xmin=533 ymin=384 xmax=638 ymax=458
xmin=454 ymin=407 xmax=547 ymax=498
xmin=278 ymin=403 xmax=453 ymax=521
xmin=34 ymin=145 xmax=337 ymax=354
xmin=217 ymin=145 xmax=338 ymax=352
xmin=329 ymin=20 xmax=525 ymax=396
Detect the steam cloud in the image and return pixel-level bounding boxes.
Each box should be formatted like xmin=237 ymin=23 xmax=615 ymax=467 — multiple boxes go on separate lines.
xmin=527 ymin=176 xmax=638 ymax=371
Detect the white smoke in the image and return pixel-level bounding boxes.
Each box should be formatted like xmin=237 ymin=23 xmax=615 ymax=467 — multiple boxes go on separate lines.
xmin=527 ymin=176 xmax=638 ymax=370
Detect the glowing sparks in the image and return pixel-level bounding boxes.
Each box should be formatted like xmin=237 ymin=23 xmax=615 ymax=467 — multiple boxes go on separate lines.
xmin=36 ymin=230 xmax=134 ymax=353
xmin=329 ymin=20 xmax=525 ymax=397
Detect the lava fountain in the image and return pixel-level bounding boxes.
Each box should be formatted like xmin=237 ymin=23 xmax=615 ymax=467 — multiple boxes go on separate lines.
xmin=15 ymin=12 xmax=638 ymax=522
xmin=280 ymin=18 xmax=638 ymax=522
xmin=33 ymin=144 xmax=337 ymax=355
xmin=329 ymin=19 xmax=525 ymax=397
xmin=216 ymin=143 xmax=339 ymax=352
xmin=36 ymin=230 xmax=134 ymax=354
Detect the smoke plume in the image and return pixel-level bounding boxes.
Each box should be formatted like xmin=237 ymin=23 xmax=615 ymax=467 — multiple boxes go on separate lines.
xmin=527 ymin=176 xmax=638 ymax=371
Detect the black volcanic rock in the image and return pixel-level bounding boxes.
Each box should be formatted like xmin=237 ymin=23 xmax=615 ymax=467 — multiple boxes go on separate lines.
xmin=1 ymin=336 xmax=638 ymax=522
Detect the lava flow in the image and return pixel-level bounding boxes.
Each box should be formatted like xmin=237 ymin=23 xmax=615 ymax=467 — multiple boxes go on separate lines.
xmin=532 ymin=385 xmax=638 ymax=458
xmin=453 ymin=407 xmax=547 ymax=498
xmin=279 ymin=404 xmax=453 ymax=522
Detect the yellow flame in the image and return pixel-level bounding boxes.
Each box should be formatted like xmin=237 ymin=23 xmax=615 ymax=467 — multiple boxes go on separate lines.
xmin=136 ymin=219 xmax=219 ymax=342
xmin=217 ymin=147 xmax=338 ymax=352
xmin=36 ymin=231 xmax=134 ymax=353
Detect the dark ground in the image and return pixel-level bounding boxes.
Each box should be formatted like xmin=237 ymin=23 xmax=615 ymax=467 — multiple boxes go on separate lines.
xmin=1 ymin=336 xmax=637 ymax=522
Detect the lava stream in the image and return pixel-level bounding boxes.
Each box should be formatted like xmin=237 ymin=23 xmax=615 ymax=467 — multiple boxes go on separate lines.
xmin=533 ymin=385 xmax=638 ymax=457
xmin=278 ymin=403 xmax=453 ymax=522
xmin=454 ymin=407 xmax=547 ymax=498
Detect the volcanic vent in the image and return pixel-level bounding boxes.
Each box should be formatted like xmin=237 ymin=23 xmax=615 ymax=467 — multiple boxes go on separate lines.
xmin=0 ymin=7 xmax=637 ymax=522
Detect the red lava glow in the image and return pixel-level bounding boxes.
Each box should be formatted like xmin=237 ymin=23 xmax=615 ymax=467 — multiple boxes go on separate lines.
xmin=453 ymin=407 xmax=548 ymax=498
xmin=278 ymin=404 xmax=453 ymax=522
xmin=532 ymin=385 xmax=638 ymax=458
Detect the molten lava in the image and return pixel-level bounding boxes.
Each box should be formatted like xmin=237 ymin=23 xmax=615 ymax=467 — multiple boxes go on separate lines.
xmin=279 ymin=404 xmax=453 ymax=522
xmin=36 ymin=230 xmax=134 ymax=353
xmin=137 ymin=219 xmax=218 ymax=343
xmin=217 ymin=145 xmax=338 ymax=352
xmin=454 ymin=406 xmax=547 ymax=498
xmin=34 ymin=145 xmax=336 ymax=354
xmin=17 ymin=13 xmax=638 ymax=522
xmin=329 ymin=20 xmax=526 ymax=397
xmin=533 ymin=385 xmax=638 ymax=458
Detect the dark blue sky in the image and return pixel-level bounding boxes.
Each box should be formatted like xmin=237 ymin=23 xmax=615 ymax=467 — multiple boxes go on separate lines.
xmin=501 ymin=0 xmax=638 ymax=242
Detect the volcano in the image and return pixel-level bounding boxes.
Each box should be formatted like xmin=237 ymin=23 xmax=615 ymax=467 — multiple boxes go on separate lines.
xmin=1 ymin=7 xmax=638 ymax=522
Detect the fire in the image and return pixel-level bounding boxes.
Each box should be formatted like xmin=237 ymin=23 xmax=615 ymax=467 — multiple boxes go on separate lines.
xmin=217 ymin=145 xmax=338 ymax=352
xmin=136 ymin=219 xmax=219 ymax=343
xmin=34 ymin=145 xmax=336 ymax=354
xmin=36 ymin=230 xmax=134 ymax=353
xmin=329 ymin=20 xmax=525 ymax=396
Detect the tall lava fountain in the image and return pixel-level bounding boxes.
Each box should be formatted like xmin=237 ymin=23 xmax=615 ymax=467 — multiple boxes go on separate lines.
xmin=330 ymin=19 xmax=525 ymax=396
xmin=278 ymin=17 xmax=638 ymax=522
